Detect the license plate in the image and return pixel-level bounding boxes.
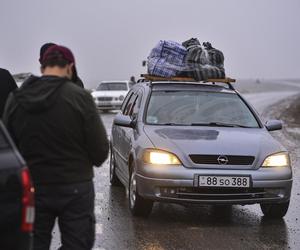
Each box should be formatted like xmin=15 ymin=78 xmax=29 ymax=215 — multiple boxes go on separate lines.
xmin=199 ymin=176 xmax=250 ymax=188
xmin=100 ymin=102 xmax=111 ymax=105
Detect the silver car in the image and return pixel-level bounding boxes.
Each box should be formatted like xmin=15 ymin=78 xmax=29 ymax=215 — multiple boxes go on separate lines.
xmin=110 ymin=80 xmax=293 ymax=218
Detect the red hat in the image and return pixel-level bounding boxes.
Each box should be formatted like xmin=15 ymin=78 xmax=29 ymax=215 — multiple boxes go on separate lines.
xmin=41 ymin=45 xmax=75 ymax=65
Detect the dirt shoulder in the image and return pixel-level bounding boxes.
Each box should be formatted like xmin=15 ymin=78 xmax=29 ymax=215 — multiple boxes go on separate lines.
xmin=265 ymin=93 xmax=300 ymax=142
xmin=264 ymin=93 xmax=300 ymax=178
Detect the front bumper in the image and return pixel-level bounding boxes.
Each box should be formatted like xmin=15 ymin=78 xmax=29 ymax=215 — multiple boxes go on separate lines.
xmin=136 ymin=164 xmax=292 ymax=205
xmin=94 ymin=100 xmax=122 ymax=110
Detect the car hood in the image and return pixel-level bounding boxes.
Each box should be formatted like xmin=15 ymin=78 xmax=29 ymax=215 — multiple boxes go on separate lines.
xmin=143 ymin=125 xmax=285 ymax=169
xmin=91 ymin=90 xmax=128 ymax=98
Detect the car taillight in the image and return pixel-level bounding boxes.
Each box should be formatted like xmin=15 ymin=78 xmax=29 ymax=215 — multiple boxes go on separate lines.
xmin=21 ymin=167 xmax=35 ymax=232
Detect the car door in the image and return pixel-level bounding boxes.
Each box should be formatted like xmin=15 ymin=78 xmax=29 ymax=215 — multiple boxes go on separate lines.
xmin=112 ymin=90 xmax=134 ymax=170
xmin=118 ymin=89 xmax=143 ymax=182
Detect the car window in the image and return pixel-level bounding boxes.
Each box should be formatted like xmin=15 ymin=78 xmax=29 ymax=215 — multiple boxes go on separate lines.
xmin=124 ymin=94 xmax=138 ymax=116
xmin=146 ymin=91 xmax=260 ymax=127
xmin=130 ymin=90 xmax=143 ymax=119
xmin=121 ymin=90 xmax=134 ymax=114
xmin=97 ymin=82 xmax=128 ymax=91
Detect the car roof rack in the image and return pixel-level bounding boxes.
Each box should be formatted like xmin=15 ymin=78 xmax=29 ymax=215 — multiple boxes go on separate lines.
xmin=138 ymin=74 xmax=236 ymax=90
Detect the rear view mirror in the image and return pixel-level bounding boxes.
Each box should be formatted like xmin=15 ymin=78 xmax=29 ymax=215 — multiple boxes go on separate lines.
xmin=265 ymin=120 xmax=282 ymax=131
xmin=114 ymin=113 xmax=135 ymax=128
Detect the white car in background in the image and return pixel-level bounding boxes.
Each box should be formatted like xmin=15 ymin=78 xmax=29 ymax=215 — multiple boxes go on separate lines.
xmin=92 ymin=81 xmax=133 ymax=112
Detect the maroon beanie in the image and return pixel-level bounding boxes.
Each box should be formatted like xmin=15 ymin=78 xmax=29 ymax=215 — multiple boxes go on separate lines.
xmin=41 ymin=45 xmax=75 ymax=65
xmin=39 ymin=43 xmax=56 ymax=63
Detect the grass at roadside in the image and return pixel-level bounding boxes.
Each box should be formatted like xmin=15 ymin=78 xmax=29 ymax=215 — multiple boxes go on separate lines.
xmin=280 ymin=95 xmax=300 ymax=126
xmin=278 ymin=94 xmax=300 ymax=142
xmin=237 ymin=79 xmax=300 ymax=141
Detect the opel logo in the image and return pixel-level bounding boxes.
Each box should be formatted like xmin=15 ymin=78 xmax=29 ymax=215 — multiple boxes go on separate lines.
xmin=217 ymin=155 xmax=229 ymax=165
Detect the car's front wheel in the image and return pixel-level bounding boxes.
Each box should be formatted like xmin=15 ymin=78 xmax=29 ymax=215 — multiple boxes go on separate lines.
xmin=128 ymin=162 xmax=153 ymax=217
xmin=260 ymin=201 xmax=290 ymax=218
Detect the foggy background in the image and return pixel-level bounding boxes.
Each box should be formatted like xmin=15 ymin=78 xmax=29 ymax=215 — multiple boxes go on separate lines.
xmin=0 ymin=0 xmax=299 ymax=89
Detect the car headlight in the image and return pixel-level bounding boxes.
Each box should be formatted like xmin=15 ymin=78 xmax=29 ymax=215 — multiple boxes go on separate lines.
xmin=119 ymin=95 xmax=124 ymax=101
xmin=262 ymin=152 xmax=290 ymax=167
xmin=143 ymin=149 xmax=181 ymax=165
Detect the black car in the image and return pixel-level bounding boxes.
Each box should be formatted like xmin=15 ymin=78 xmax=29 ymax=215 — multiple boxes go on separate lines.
xmin=0 ymin=121 xmax=34 ymax=250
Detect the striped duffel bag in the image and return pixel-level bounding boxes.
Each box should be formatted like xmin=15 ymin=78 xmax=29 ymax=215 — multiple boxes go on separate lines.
xmin=182 ymin=39 xmax=226 ymax=81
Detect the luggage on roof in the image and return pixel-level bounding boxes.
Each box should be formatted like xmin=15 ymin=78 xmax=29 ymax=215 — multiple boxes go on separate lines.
xmin=147 ymin=38 xmax=226 ymax=81
xmin=139 ymin=74 xmax=236 ymax=90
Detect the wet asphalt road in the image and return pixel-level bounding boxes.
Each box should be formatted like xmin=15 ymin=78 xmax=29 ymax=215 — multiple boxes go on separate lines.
xmin=52 ymin=81 xmax=300 ymax=250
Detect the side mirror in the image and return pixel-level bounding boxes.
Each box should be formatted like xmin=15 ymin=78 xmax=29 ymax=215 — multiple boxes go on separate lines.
xmin=265 ymin=120 xmax=282 ymax=131
xmin=114 ymin=113 xmax=136 ymax=128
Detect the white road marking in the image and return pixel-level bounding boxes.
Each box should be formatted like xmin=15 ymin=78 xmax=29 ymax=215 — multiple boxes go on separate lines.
xmin=95 ymin=206 xmax=102 ymax=215
xmin=100 ymin=172 xmax=109 ymax=177
xmin=93 ymin=248 xmax=105 ymax=250
xmin=96 ymin=192 xmax=104 ymax=200
xmin=96 ymin=224 xmax=103 ymax=234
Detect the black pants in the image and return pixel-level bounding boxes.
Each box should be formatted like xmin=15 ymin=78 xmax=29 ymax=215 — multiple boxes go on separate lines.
xmin=33 ymin=181 xmax=95 ymax=250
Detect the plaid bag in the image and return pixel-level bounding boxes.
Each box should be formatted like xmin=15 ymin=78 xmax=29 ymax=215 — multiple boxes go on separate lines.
xmin=148 ymin=40 xmax=187 ymax=77
xmin=182 ymin=39 xmax=225 ymax=81
xmin=203 ymin=42 xmax=225 ymax=68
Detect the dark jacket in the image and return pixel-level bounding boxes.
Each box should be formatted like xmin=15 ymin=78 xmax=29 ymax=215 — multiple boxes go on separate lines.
xmin=21 ymin=74 xmax=84 ymax=88
xmin=74 ymin=76 xmax=84 ymax=88
xmin=3 ymin=75 xmax=109 ymax=185
xmin=0 ymin=68 xmax=17 ymax=117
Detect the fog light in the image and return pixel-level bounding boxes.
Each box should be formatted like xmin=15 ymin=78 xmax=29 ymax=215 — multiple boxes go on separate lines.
xmin=160 ymin=187 xmax=178 ymax=197
xmin=265 ymin=188 xmax=285 ymax=198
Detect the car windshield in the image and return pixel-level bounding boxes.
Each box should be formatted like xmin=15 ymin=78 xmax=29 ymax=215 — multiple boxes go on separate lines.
xmin=96 ymin=82 xmax=127 ymax=91
xmin=146 ymin=91 xmax=260 ymax=128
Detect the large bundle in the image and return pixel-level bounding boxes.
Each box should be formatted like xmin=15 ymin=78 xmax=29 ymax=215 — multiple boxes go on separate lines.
xmin=147 ymin=40 xmax=187 ymax=78
xmin=147 ymin=38 xmax=226 ymax=80
xmin=182 ymin=38 xmax=225 ymax=81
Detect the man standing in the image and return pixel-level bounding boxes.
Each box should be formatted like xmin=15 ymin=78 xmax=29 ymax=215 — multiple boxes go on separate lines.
xmin=0 ymin=68 xmax=17 ymax=117
xmin=3 ymin=45 xmax=109 ymax=250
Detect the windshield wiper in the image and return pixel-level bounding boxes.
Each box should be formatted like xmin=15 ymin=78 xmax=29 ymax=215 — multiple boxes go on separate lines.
xmin=190 ymin=122 xmax=252 ymax=128
xmin=159 ymin=123 xmax=187 ymax=126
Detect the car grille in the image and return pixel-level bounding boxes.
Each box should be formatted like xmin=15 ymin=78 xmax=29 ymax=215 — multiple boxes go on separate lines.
xmin=160 ymin=187 xmax=280 ymax=201
xmin=98 ymin=97 xmax=113 ymax=101
xmin=189 ymin=155 xmax=255 ymax=165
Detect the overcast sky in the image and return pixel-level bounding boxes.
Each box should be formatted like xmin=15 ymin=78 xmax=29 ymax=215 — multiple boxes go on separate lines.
xmin=0 ymin=0 xmax=299 ymax=88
